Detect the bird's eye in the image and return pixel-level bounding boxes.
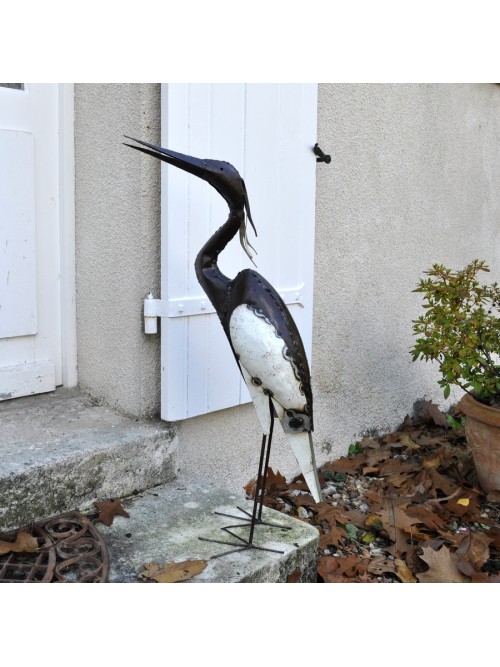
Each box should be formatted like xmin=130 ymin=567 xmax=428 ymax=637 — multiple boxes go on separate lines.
xmin=219 ymin=167 xmax=224 ymax=171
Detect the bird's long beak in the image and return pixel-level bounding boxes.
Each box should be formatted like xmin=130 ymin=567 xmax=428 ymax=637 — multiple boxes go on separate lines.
xmin=124 ymin=136 xmax=206 ymax=180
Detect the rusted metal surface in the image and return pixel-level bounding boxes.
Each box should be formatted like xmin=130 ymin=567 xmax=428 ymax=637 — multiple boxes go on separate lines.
xmin=0 ymin=511 xmax=109 ymax=583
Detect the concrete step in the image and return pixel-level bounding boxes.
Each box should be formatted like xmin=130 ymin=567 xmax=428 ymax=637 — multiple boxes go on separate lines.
xmin=0 ymin=389 xmax=177 ymax=532
xmin=97 ymin=481 xmax=320 ymax=583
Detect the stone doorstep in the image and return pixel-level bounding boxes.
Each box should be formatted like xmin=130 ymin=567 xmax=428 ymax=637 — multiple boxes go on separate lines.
xmin=97 ymin=482 xmax=320 ymax=583
xmin=0 ymin=389 xmax=178 ymax=532
xmin=0 ymin=389 xmax=320 ymax=581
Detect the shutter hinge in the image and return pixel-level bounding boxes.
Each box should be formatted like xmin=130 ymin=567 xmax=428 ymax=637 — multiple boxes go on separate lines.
xmin=144 ymin=287 xmax=305 ymax=334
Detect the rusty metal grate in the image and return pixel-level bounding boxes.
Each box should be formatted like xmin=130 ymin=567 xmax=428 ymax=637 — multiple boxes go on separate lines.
xmin=0 ymin=511 xmax=109 ymax=583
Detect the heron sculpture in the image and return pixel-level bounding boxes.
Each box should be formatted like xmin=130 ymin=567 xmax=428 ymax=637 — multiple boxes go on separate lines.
xmin=125 ymin=137 xmax=322 ymax=555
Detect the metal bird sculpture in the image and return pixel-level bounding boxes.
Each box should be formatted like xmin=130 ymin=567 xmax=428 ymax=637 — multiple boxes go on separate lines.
xmin=125 ymin=137 xmax=322 ymax=554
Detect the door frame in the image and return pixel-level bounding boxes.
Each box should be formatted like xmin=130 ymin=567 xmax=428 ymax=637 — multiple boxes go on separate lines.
xmin=58 ymin=83 xmax=77 ymax=388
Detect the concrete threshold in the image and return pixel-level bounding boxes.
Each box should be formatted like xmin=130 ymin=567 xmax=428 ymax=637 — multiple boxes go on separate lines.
xmin=0 ymin=389 xmax=178 ymax=532
xmin=0 ymin=390 xmax=319 ymax=582
xmin=98 ymin=481 xmax=320 ymax=583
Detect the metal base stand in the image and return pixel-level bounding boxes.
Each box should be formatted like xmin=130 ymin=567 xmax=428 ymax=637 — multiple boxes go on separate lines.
xmin=199 ymin=396 xmax=291 ymax=558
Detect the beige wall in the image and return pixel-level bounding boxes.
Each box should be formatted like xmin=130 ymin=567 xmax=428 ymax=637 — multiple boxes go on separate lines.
xmin=75 ymin=83 xmax=500 ymax=495
xmin=313 ymin=83 xmax=499 ymax=459
xmin=75 ymin=84 xmax=162 ymax=419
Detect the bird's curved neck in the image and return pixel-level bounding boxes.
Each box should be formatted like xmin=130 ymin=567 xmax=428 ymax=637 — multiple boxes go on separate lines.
xmin=195 ymin=207 xmax=243 ymax=313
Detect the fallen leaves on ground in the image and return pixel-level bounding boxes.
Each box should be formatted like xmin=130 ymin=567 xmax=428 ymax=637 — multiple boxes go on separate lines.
xmin=247 ymin=400 xmax=500 ymax=583
xmin=139 ymin=559 xmax=207 ymax=583
xmin=0 ymin=530 xmax=39 ymax=555
xmin=94 ymin=498 xmax=130 ymax=526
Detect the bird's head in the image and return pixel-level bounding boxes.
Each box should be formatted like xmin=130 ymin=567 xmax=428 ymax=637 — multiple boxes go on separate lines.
xmin=124 ymin=136 xmax=257 ymax=263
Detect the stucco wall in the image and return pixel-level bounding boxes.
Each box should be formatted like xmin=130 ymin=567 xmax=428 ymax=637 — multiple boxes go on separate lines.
xmin=75 ymin=83 xmax=500 ymax=496
xmin=75 ymin=83 xmax=162 ymax=418
xmin=313 ymin=83 xmax=500 ymax=460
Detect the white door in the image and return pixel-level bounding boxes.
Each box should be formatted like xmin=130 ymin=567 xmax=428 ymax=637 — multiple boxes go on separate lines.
xmin=160 ymin=84 xmax=318 ymax=421
xmin=0 ymin=83 xmax=74 ymax=400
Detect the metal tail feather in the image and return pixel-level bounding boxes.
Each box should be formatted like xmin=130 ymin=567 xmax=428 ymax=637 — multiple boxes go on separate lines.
xmin=285 ymin=431 xmax=323 ymax=503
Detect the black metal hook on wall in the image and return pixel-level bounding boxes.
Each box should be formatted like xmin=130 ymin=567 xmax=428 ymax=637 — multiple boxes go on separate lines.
xmin=313 ymin=143 xmax=331 ymax=164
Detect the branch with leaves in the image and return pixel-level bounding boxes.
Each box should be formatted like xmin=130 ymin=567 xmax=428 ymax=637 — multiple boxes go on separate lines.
xmin=411 ymin=260 xmax=500 ymax=404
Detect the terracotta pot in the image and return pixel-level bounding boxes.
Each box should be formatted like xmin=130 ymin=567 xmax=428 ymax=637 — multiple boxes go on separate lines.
xmin=458 ymin=393 xmax=500 ymax=493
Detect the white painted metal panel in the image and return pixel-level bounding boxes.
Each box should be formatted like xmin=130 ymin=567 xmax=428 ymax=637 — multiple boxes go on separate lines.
xmin=161 ymin=83 xmax=318 ymax=421
xmin=0 ymin=84 xmax=66 ymax=399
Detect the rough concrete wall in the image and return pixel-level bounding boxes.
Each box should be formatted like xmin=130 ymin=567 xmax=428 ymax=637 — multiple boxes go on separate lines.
xmin=178 ymin=83 xmax=500 ymax=494
xmin=75 ymin=84 xmax=161 ymax=418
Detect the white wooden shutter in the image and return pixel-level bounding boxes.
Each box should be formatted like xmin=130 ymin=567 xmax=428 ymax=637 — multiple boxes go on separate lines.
xmin=160 ymin=84 xmax=317 ymax=421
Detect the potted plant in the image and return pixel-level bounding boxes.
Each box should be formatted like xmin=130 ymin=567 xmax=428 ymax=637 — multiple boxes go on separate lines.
xmin=410 ymin=259 xmax=500 ymax=492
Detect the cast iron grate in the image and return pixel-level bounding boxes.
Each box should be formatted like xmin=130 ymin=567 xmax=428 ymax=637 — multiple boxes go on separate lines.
xmin=0 ymin=511 xmax=109 ymax=583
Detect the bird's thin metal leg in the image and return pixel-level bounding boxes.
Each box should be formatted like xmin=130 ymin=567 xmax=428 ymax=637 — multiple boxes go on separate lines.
xmin=211 ymin=397 xmax=290 ymax=530
xmin=199 ymin=397 xmax=290 ymax=558
xmin=258 ymin=396 xmax=275 ymax=522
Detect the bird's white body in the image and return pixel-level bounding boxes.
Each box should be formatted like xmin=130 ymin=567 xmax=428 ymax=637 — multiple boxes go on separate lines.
xmin=230 ymin=303 xmax=322 ymax=502
xmin=229 ymin=303 xmax=307 ymax=426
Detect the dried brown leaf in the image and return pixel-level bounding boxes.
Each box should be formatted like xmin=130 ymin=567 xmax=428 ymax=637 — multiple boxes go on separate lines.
xmin=427 ymin=468 xmax=459 ymax=496
xmin=396 ymin=469 xmax=434 ymax=496
xmin=422 ymin=454 xmax=442 ymax=469
xmin=455 ymin=531 xmax=492 ymax=570
xmin=94 ymin=498 xmax=130 ymax=526
xmin=318 ymin=555 xmax=340 ymax=581
xmin=416 ymin=545 xmax=468 ymax=583
xmin=379 ymin=506 xmax=421 ymax=535
xmin=336 ymin=554 xmax=367 ymax=577
xmin=416 ymin=400 xmax=450 ymax=427
xmin=441 ymin=489 xmax=481 ymax=519
xmin=377 ymin=506 xmax=423 ymax=557
xmin=366 ymin=556 xmax=396 ymax=576
xmin=139 ymin=559 xmax=207 ymax=583
xmin=265 ymin=468 xmax=288 ymax=493
xmin=404 ymin=505 xmax=447 ymax=531
xmin=395 ymin=558 xmax=417 ymax=583
xmin=322 ymin=453 xmax=367 ymax=475
xmin=358 ymin=437 xmax=382 ymax=449
xmin=286 ymin=568 xmax=302 ymax=583
xmin=398 ymin=434 xmax=421 ymax=451
xmin=377 ymin=458 xmax=422 ymax=478
xmin=316 ymin=504 xmax=364 ymax=528
xmin=0 ymin=530 xmax=38 ymax=555
xmin=487 ymin=490 xmax=500 ymax=503
xmin=319 ymin=524 xmax=345 ymax=549
xmin=457 ymin=560 xmax=500 ymax=582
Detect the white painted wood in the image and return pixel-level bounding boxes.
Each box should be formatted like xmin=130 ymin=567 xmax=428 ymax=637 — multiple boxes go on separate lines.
xmin=0 ymin=361 xmax=56 ymax=401
xmin=161 ymin=84 xmax=318 ymax=421
xmin=0 ymin=129 xmax=37 ymax=338
xmin=0 ymin=84 xmax=74 ymax=399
